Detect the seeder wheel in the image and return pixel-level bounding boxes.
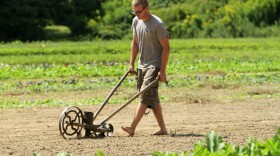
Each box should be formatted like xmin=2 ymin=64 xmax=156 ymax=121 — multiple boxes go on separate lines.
xmin=99 ymin=123 xmax=114 ymax=137
xmin=106 ymin=123 xmax=114 ymax=136
xmin=59 ymin=106 xmax=84 ymax=139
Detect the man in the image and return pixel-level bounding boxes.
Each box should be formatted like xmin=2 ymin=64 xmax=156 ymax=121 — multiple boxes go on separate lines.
xmin=121 ymin=0 xmax=170 ymax=136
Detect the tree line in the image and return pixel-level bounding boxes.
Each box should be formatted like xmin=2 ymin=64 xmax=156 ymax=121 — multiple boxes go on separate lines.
xmin=0 ymin=0 xmax=280 ymax=42
xmin=0 ymin=0 xmax=102 ymax=41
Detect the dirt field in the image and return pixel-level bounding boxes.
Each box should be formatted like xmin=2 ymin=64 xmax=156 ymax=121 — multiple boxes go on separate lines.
xmin=0 ymin=97 xmax=280 ymax=156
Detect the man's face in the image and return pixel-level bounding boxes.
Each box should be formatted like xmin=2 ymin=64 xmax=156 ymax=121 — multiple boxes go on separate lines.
xmin=132 ymin=5 xmax=146 ymax=19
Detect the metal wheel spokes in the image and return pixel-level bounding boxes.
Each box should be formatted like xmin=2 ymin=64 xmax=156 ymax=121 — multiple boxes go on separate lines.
xmin=103 ymin=123 xmax=114 ymax=137
xmin=59 ymin=106 xmax=84 ymax=139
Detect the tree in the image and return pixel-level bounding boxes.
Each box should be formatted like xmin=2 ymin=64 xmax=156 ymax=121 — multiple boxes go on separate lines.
xmin=0 ymin=0 xmax=50 ymax=41
xmin=50 ymin=0 xmax=102 ymax=36
xmin=0 ymin=0 xmax=103 ymax=41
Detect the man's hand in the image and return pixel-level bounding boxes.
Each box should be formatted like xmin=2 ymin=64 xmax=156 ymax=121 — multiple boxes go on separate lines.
xmin=129 ymin=65 xmax=136 ymax=75
xmin=158 ymin=71 xmax=168 ymax=84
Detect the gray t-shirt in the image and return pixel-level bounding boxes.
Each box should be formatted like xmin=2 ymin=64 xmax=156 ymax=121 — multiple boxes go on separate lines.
xmin=132 ymin=14 xmax=168 ymax=69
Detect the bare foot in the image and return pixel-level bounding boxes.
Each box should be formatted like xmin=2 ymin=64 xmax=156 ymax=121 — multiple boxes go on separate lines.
xmin=152 ymin=130 xmax=168 ymax=135
xmin=121 ymin=126 xmax=134 ymax=136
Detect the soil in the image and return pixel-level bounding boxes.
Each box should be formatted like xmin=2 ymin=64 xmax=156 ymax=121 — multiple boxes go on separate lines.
xmin=0 ymin=98 xmax=279 ymax=156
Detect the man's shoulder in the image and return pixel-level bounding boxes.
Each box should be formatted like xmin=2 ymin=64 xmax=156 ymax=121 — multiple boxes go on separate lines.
xmin=151 ymin=14 xmax=164 ymax=24
xmin=132 ymin=16 xmax=139 ymax=23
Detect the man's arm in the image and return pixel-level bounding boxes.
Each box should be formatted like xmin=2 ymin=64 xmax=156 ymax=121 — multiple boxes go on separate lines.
xmin=130 ymin=36 xmax=138 ymax=74
xmin=159 ymin=36 xmax=170 ymax=82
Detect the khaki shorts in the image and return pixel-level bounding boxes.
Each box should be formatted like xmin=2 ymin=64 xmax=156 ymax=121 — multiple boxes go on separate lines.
xmin=137 ymin=67 xmax=160 ymax=109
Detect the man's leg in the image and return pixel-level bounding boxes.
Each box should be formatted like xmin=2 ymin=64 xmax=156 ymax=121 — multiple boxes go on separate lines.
xmin=152 ymin=103 xmax=167 ymax=135
xmin=122 ymin=103 xmax=148 ymax=136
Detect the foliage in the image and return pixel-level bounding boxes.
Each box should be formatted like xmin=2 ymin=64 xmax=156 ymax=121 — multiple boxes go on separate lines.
xmin=95 ymin=150 xmax=106 ymax=156
xmin=154 ymin=129 xmax=280 ymax=155
xmin=1 ymin=0 xmax=280 ymax=41
xmin=56 ymin=152 xmax=72 ymax=156
xmin=94 ymin=0 xmax=133 ymax=39
xmin=0 ymin=0 xmax=102 ymax=41
xmin=153 ymin=0 xmax=280 ymax=38
xmin=85 ymin=0 xmax=280 ymax=39
xmin=50 ymin=0 xmax=102 ymax=37
xmin=0 ymin=0 xmax=50 ymax=41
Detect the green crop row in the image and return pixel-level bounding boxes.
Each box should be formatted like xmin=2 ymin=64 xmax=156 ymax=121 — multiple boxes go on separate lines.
xmin=0 ymin=38 xmax=279 ymax=65
xmin=1 ymin=59 xmax=279 ymax=79
xmin=1 ymin=73 xmax=280 ymax=109
xmin=1 ymin=72 xmax=280 ymax=94
xmin=0 ymin=40 xmax=130 ymax=56
xmin=0 ymin=38 xmax=278 ymax=56
xmin=0 ymin=77 xmax=136 ymax=94
xmin=0 ymin=97 xmax=131 ymax=109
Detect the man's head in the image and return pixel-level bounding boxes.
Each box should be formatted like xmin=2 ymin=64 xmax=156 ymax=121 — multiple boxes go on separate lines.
xmin=132 ymin=0 xmax=150 ymax=20
xmin=132 ymin=0 xmax=148 ymax=8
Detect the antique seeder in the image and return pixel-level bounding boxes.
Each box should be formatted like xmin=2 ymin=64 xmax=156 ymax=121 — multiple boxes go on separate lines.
xmin=58 ymin=71 xmax=160 ymax=139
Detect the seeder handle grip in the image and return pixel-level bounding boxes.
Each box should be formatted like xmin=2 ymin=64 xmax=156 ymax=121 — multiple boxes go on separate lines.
xmin=157 ymin=74 xmax=169 ymax=86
